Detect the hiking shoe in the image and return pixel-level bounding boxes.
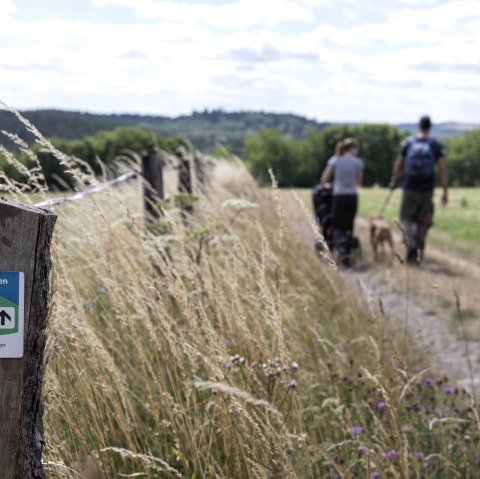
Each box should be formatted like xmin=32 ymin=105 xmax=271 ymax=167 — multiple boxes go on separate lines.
xmin=407 ymin=248 xmax=417 ymax=264
xmin=407 ymin=248 xmax=423 ymax=265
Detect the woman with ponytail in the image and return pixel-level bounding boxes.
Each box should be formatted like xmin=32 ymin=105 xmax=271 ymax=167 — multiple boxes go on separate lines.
xmin=320 ymin=138 xmax=363 ymax=267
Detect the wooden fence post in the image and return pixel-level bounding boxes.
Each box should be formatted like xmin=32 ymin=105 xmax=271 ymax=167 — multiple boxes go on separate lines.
xmin=178 ymin=154 xmax=193 ymax=196
xmin=141 ymin=149 xmax=164 ymax=222
xmin=0 ymin=199 xmax=56 ymax=479
xmin=193 ymin=152 xmax=205 ymax=194
xmin=177 ymin=149 xmax=195 ymax=223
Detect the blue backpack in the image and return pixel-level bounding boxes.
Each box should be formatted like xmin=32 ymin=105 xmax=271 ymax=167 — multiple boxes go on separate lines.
xmin=404 ymin=138 xmax=435 ymax=178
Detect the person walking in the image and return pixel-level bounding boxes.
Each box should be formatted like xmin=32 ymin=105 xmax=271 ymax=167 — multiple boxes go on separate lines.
xmin=321 ymin=138 xmax=363 ymax=266
xmin=389 ymin=115 xmax=448 ymax=264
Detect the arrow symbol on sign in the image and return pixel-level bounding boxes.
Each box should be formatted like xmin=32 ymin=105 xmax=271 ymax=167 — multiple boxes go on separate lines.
xmin=0 ymin=310 xmax=12 ymax=326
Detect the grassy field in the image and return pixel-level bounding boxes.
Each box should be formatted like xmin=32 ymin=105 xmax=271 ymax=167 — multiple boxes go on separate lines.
xmin=359 ymin=187 xmax=480 ymax=260
xmin=40 ymin=169 xmax=480 ymax=479
xmin=2 ymin=117 xmax=480 ymax=477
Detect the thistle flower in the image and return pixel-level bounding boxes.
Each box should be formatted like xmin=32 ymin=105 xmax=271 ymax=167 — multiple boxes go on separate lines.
xmin=358 ymin=445 xmax=369 ymax=456
xmin=351 ymin=426 xmax=364 ymax=435
xmin=386 ymin=450 xmax=399 ymax=460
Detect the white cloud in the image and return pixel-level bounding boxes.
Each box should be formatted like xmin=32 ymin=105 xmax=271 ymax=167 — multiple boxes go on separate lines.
xmin=1 ymin=0 xmax=479 ymax=122
xmin=92 ymin=0 xmax=317 ymax=28
xmin=0 ymin=0 xmax=16 ymax=23
xmin=91 ymin=0 xmax=151 ymax=7
xmin=136 ymin=0 xmax=315 ymax=28
xmin=394 ymin=0 xmax=445 ymax=5
xmin=0 ymin=0 xmax=17 ymax=14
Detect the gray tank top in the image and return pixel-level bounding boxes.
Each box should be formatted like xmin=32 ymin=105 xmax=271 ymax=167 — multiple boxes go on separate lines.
xmin=328 ymin=155 xmax=364 ymax=195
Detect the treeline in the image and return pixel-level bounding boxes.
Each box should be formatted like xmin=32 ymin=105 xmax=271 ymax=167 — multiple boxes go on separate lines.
xmin=245 ymin=124 xmax=406 ymax=187
xmin=2 ymin=120 xmax=480 ymax=190
xmin=0 ymin=127 xmax=189 ymax=189
xmin=245 ymin=125 xmax=480 ymax=187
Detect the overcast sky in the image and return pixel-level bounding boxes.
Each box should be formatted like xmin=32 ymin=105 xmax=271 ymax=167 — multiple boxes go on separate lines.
xmin=1 ymin=0 xmax=479 ymax=122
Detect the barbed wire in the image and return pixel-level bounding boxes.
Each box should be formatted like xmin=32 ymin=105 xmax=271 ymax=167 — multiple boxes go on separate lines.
xmin=34 ymin=170 xmax=137 ymax=208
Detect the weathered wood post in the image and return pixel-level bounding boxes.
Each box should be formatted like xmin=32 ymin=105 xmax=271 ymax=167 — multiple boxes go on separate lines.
xmin=141 ymin=149 xmax=164 ymax=223
xmin=178 ymin=150 xmax=193 ymax=196
xmin=193 ymin=152 xmax=204 ymax=194
xmin=177 ymin=148 xmax=195 ymax=223
xmin=0 ymin=199 xmax=56 ymax=479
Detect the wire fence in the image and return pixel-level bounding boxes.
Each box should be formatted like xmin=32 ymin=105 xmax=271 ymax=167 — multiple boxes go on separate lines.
xmin=34 ymin=170 xmax=138 ymax=208
xmin=33 ymin=154 xmax=188 ymax=209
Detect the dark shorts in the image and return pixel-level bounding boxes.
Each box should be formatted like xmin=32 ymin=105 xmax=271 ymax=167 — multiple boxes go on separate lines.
xmin=400 ymin=190 xmax=433 ymax=227
xmin=332 ymin=194 xmax=358 ymax=232
xmin=400 ymin=189 xmax=433 ymax=255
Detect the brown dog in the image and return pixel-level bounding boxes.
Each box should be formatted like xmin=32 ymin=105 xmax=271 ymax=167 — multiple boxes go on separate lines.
xmin=370 ymin=213 xmax=394 ymax=260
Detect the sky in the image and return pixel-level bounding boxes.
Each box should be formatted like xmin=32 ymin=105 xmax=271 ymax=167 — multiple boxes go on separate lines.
xmin=0 ymin=0 xmax=479 ymax=123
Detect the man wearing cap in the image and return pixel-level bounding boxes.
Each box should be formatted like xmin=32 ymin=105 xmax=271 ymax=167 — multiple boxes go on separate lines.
xmin=389 ymin=115 xmax=448 ymax=264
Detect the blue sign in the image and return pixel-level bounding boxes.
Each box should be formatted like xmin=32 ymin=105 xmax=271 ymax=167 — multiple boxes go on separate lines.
xmin=0 ymin=272 xmax=25 ymax=358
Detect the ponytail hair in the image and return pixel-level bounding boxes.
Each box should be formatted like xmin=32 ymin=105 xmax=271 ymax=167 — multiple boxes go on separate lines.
xmin=334 ymin=140 xmax=342 ymax=157
xmin=338 ymin=137 xmax=358 ymax=156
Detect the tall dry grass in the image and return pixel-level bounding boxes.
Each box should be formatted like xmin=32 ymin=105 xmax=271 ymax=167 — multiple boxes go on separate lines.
xmin=1 ymin=107 xmax=479 ymax=478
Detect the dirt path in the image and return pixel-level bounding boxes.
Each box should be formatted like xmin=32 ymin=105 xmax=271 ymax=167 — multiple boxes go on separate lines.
xmin=284 ymin=191 xmax=480 ymax=395
xmin=351 ymin=218 xmax=480 ymax=389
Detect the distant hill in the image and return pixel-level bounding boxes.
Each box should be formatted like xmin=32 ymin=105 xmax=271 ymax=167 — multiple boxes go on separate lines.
xmin=0 ymin=108 xmax=477 ymax=153
xmin=0 ymin=109 xmax=326 ymax=154
xmin=398 ymin=122 xmax=480 ymax=138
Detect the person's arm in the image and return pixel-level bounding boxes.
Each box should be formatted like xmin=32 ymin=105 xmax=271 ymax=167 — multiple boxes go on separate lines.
xmin=389 ymin=154 xmax=404 ymax=189
xmin=320 ymin=164 xmax=333 ymax=185
xmin=438 ymin=155 xmax=448 ymax=205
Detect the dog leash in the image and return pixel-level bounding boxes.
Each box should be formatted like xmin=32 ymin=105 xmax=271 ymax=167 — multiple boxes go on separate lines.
xmin=379 ymin=188 xmax=395 ymax=216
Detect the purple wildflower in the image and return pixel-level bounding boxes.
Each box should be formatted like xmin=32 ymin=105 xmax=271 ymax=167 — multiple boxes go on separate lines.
xmin=376 ymin=401 xmax=386 ymax=409
xmin=415 ymin=452 xmax=425 ymax=460
xmin=351 ymin=426 xmax=364 ymax=435
xmin=331 ymin=452 xmax=344 ymax=464
xmin=443 ymin=385 xmax=454 ymax=394
xmin=386 ymin=449 xmax=399 ymax=460
xmin=224 ymin=338 xmax=233 ymax=347
xmin=425 ymin=377 xmax=434 ymax=386
xmin=358 ymin=445 xmax=369 ymax=456
xmin=371 ymin=472 xmax=381 ymax=479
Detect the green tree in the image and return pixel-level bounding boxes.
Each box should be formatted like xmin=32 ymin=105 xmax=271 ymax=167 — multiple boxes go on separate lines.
xmin=444 ymin=130 xmax=480 ymax=186
xmin=245 ymin=129 xmax=299 ymax=186
xmin=245 ymin=124 xmax=406 ymax=188
xmin=32 ymin=127 xmax=190 ymax=189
